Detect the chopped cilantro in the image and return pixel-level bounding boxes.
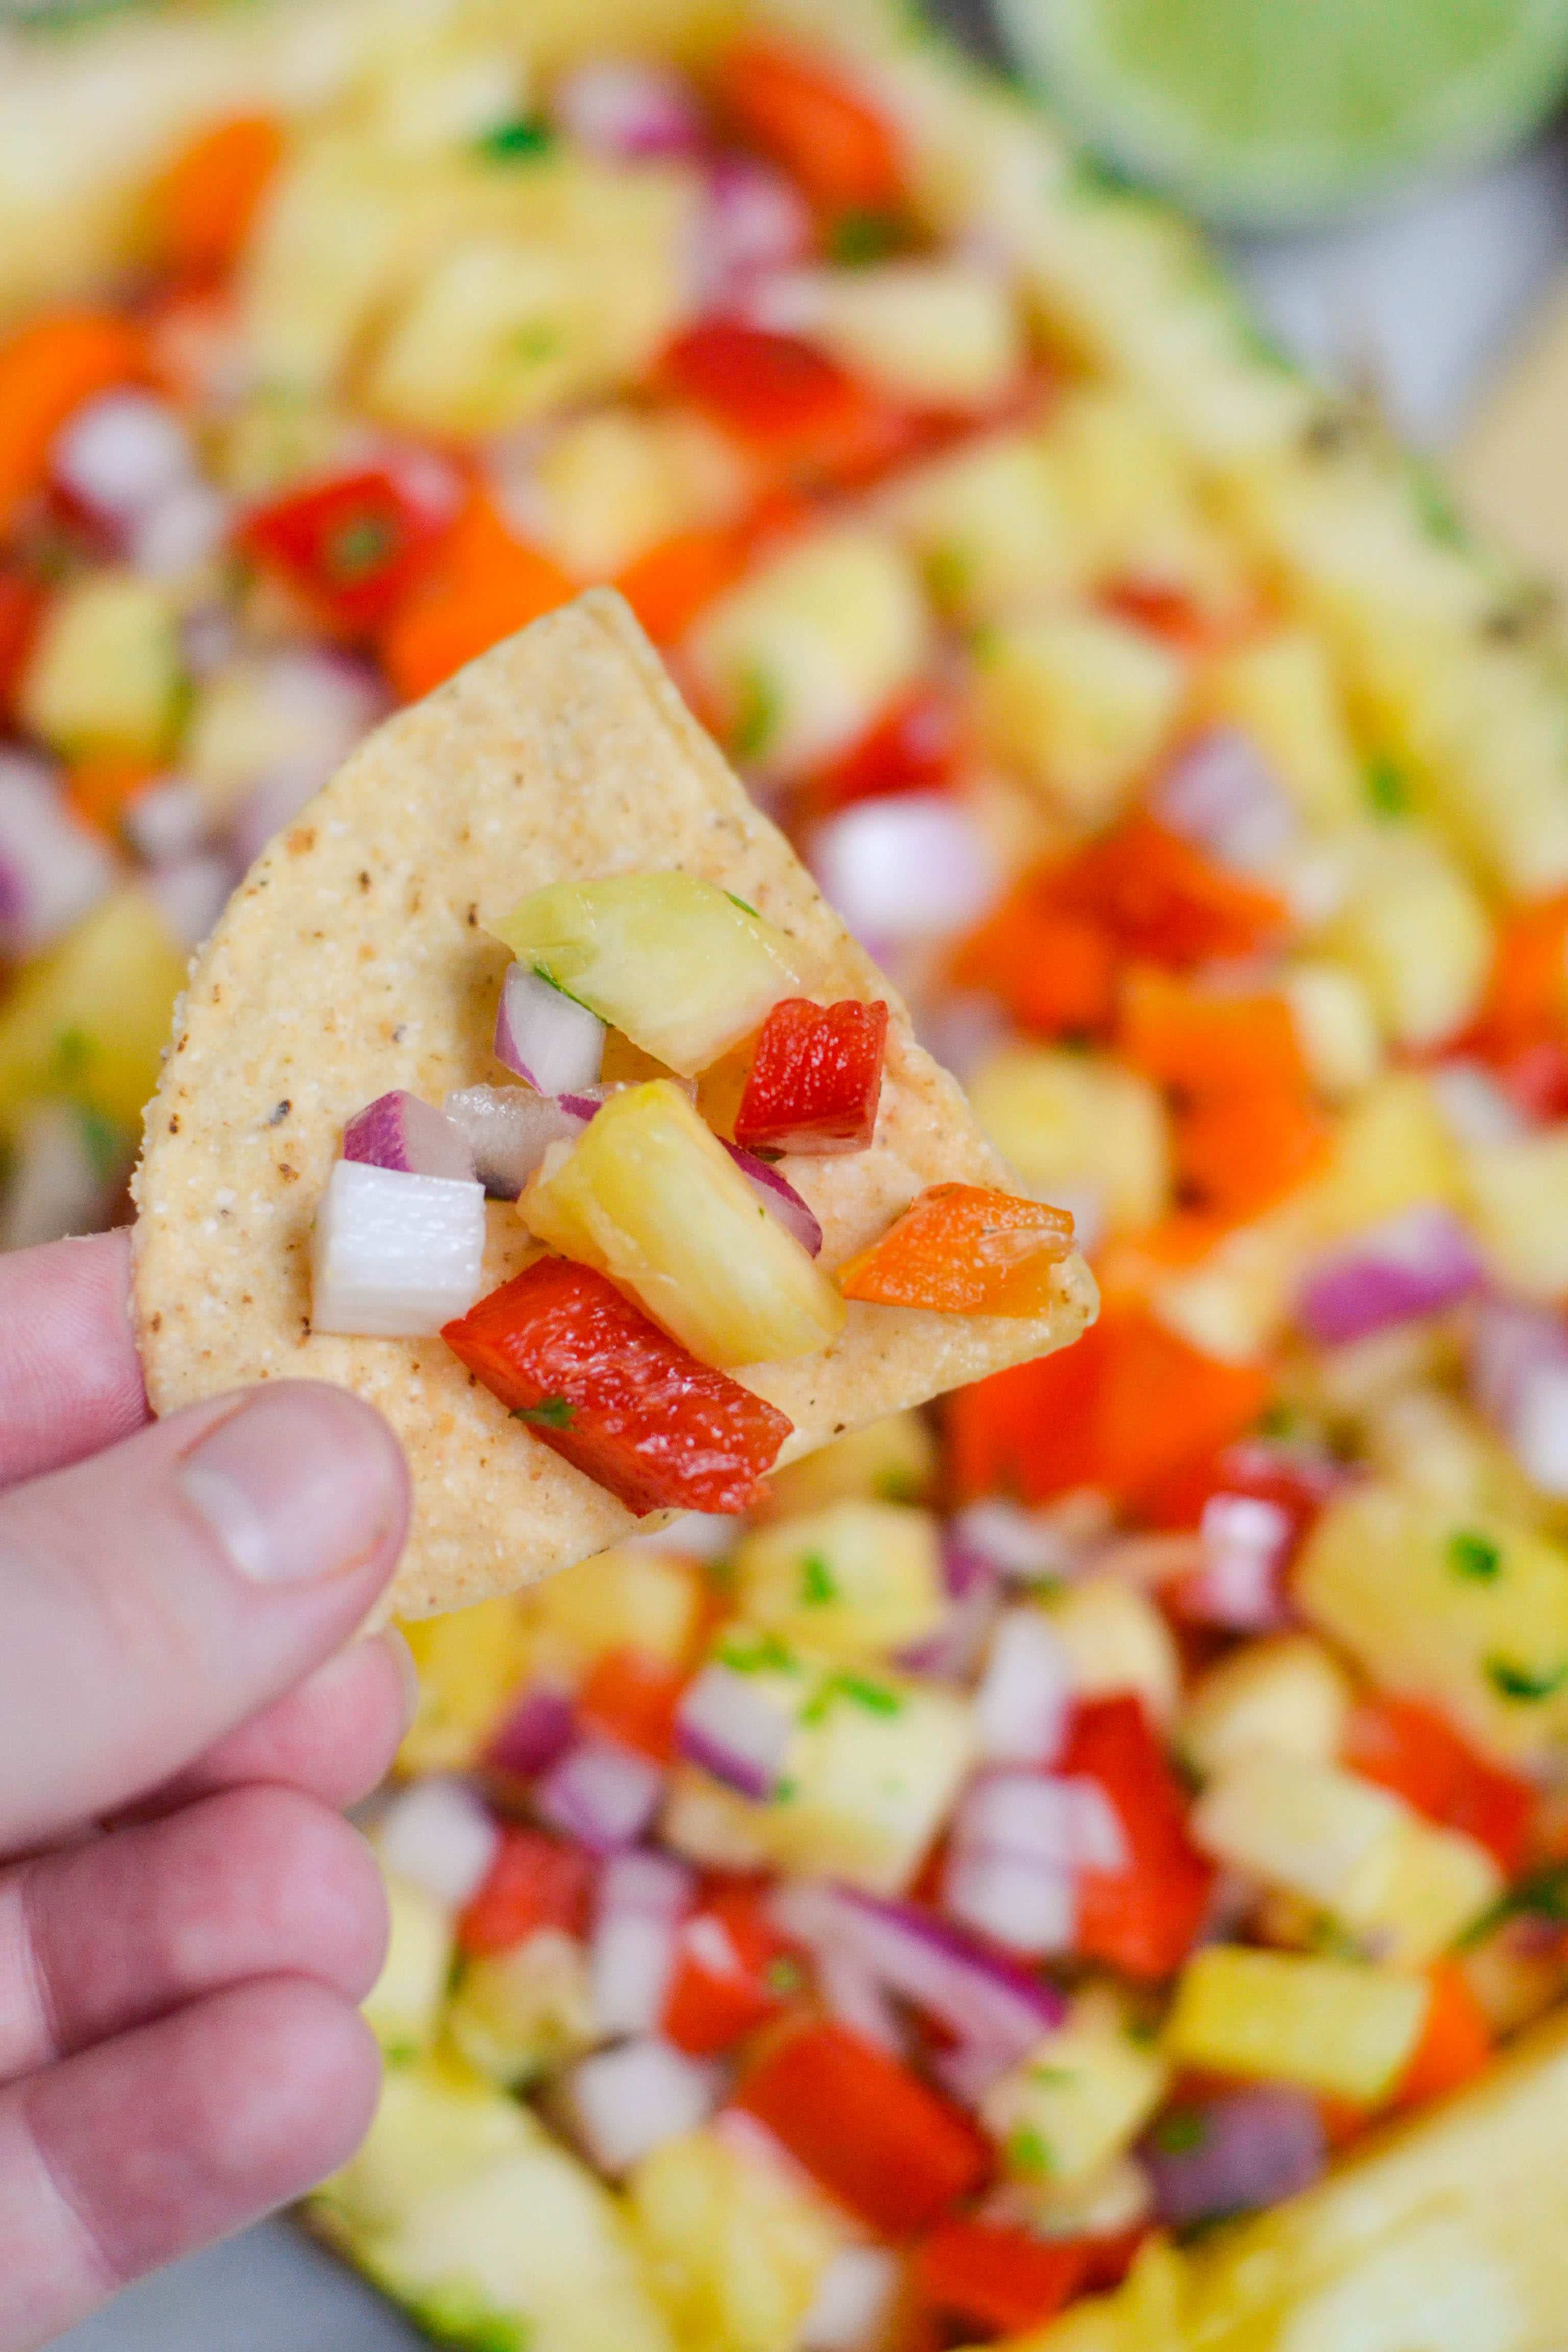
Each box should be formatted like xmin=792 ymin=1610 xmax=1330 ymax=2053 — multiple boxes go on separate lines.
xmin=512 ymin=1396 xmax=575 ymax=1431
xmin=1152 ymin=2108 xmax=1209 ymax=2155
xmin=1408 ymin=459 xmax=1469 ymax=551
xmin=78 ymin=1107 xmax=124 ymax=1181
xmin=773 ymin=1777 xmax=798 ymax=1802
xmin=326 ymin=511 xmax=397 ymax=583
xmin=799 ymin=1551 xmax=839 ymax=1605
xmin=513 ymin=324 xmax=563 ymax=363
xmin=1486 ymin=1655 xmax=1568 ymax=1704
xmin=50 ymin=1026 xmax=92 ymax=1085
xmin=1005 ymin=2124 xmax=1053 ymax=2177
xmin=478 ymin=115 xmax=554 ymax=161
xmin=802 ymin=1672 xmax=902 ymax=1725
xmin=826 ymin=208 xmax=906 ymax=265
xmin=1027 ymin=2064 xmax=1076 ymax=2088
xmin=1364 ymin=757 xmax=1409 ymax=817
xmin=725 ymin=891 xmax=760 ymax=917
xmin=719 ymin=1630 xmax=797 ymax=1675
xmin=925 ymin=544 xmax=971 ymax=609
xmin=729 ymin=668 xmax=779 ymax=764
xmin=1450 ymin=1529 xmax=1501 ymax=1581
xmin=1465 ymin=1861 xmax=1568 ymax=1945
xmin=765 ymin=1954 xmax=805 ymax=1996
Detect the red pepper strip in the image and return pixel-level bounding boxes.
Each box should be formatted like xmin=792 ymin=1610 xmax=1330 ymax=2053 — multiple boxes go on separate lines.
xmin=914 ymin=2221 xmax=1089 ymax=2335
xmin=1054 ymin=813 xmax=1289 ymax=971
xmin=660 ymin=321 xmax=915 ymax=489
xmin=736 ymin=2020 xmax=989 ymax=2234
xmin=1345 ymin=1697 xmax=1534 ymax=1876
xmin=236 ymin=465 xmax=451 ymax=635
xmin=662 ymin=1882 xmax=793 ymax=2055
xmin=733 ymin=996 xmax=889 ymax=1155
xmin=457 ymin=1825 xmax=594 ymax=1955
xmin=442 ymin=1258 xmax=793 ymax=1516
xmin=802 ymin=683 xmax=962 ymax=814
xmin=713 ymin=38 xmax=906 ymax=213
xmin=1059 ymin=1697 xmax=1214 ymax=1980
xmin=838 ymin=1183 xmax=1076 ymax=1317
xmin=578 ymin=1646 xmax=689 ymax=1766
xmin=1100 ymin=579 xmax=1255 ymax=659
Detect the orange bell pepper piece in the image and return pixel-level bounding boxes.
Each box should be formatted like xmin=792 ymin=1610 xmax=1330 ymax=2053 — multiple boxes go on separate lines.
xmin=379 ymin=488 xmax=573 ymax=702
xmin=151 ymin=113 xmax=286 ymax=281
xmin=64 ymin=753 xmax=159 ymax=837
xmin=950 ymin=873 xmax=1119 ymax=1041
xmin=1393 ymin=1962 xmax=1491 ymax=2111
xmin=838 ymin=1183 xmax=1076 ymax=1316
xmin=1173 ymin=1081 xmax=1332 ymax=1220
xmin=0 ymin=310 xmax=149 ymax=537
xmin=1466 ymin=891 xmax=1568 ymax=1060
xmin=914 ymin=2221 xmax=1089 ymax=2335
xmin=1056 ymin=812 xmax=1288 ymax=970
xmin=713 ymin=38 xmax=905 ymax=213
xmin=615 ymin=525 xmax=750 ymax=645
xmin=1345 ymin=1697 xmax=1534 ymax=1875
xmin=577 ymin=1647 xmax=689 ymax=1766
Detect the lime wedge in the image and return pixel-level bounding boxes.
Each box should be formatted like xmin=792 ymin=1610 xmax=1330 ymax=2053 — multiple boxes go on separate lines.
xmin=996 ymin=0 xmax=1568 ymax=223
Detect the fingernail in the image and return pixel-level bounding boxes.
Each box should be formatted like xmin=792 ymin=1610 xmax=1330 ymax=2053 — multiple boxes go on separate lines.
xmin=179 ymin=1386 xmax=405 ymax=1586
xmin=380 ymin=1627 xmax=421 ymax=1736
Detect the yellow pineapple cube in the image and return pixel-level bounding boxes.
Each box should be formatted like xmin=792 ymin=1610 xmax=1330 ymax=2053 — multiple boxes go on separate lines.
xmin=1463 ymin=1126 xmax=1568 ymax=1302
xmin=1047 ymin=384 xmax=1247 ymax=618
xmin=1322 ymin=823 xmax=1491 ymax=1050
xmin=1180 ymin=1634 xmax=1353 ymax=1783
xmin=764 ymin=1409 xmax=937 ymax=1515
xmin=318 ymin=2051 xmax=533 ymax=2238
xmin=1165 ymin=1947 xmax=1427 ymax=2105
xmin=783 ymin=259 xmax=1026 ymax=409
xmin=362 ymin=1876 xmax=455 ymax=2063
xmin=398 ymin=1596 xmax=530 ymax=1774
xmin=0 ymin=887 xmax=186 ymax=1142
xmin=983 ymin=1991 xmax=1170 ymax=2188
xmin=1198 ymin=628 xmax=1364 ymax=828
xmin=524 ymin=1542 xmax=704 ymax=1678
xmin=1306 ymin=1070 xmax=1465 ymax=1242
xmin=20 ymin=571 xmax=183 ymax=760
xmin=630 ymin=2124 xmax=849 ymax=2352
xmin=973 ymin=612 xmax=1186 ymax=823
xmin=733 ymin=1499 xmax=946 ymax=1660
xmin=967 ymin=1044 xmax=1171 ymax=1236
xmin=1047 ymin=1575 xmax=1181 ymax=1729
xmin=1280 ymin=959 xmax=1384 ymax=1099
xmin=530 ymin=409 xmax=744 ymax=580
xmin=880 ymin=430 xmax=1080 ymax=622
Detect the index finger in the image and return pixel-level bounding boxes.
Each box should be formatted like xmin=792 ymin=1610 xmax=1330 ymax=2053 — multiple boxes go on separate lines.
xmin=0 ymin=1231 xmax=148 ymax=1490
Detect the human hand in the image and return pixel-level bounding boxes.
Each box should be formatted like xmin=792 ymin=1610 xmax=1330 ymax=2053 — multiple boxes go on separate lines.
xmin=0 ymin=1231 xmax=413 ymax=2351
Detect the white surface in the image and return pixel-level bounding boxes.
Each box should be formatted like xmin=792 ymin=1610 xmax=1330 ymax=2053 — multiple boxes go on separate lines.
xmin=47 ymin=101 xmax=1568 ymax=2352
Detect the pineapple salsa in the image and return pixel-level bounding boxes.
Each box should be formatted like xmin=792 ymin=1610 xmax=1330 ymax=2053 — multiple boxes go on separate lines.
xmin=2 ymin=0 xmax=1568 ymax=2341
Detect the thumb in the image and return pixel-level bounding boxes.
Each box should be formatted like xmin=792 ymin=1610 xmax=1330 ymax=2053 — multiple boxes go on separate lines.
xmin=0 ymin=1383 xmax=408 ymax=1853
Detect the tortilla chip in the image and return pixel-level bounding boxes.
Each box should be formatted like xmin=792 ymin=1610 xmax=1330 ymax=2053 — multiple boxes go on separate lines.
xmin=132 ymin=590 xmax=1096 ymax=1620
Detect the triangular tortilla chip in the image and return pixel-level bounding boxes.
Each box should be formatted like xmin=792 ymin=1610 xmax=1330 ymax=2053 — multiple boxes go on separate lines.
xmin=132 ymin=590 xmax=1096 ymax=1620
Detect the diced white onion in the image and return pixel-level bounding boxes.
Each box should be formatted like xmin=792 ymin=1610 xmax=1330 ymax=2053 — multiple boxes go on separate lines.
xmin=310 ymin=1159 xmax=486 ymax=1337
xmin=1431 ymin=1058 xmax=1527 ymax=1148
xmin=444 ymin=1082 xmax=591 ymax=1199
xmin=956 ymin=1772 xmax=1127 ymax=1874
xmin=694 ymin=155 xmax=815 ymax=309
xmin=955 ymin=1500 xmax=1105 ymax=1585
xmin=567 ymin=2038 xmax=719 ymax=2175
xmin=494 ymin=963 xmax=606 ymax=1093
xmin=52 ymin=390 xmax=193 ymax=520
xmin=375 ymin=1776 xmax=500 ymax=1909
xmin=973 ymin=1609 xmax=1074 ymax=1766
xmin=146 ymin=851 xmax=233 ymax=951
xmin=1513 ymin=1358 xmax=1568 ymax=1497
xmin=799 ymin=2248 xmax=902 ymax=2352
xmin=124 ymin=774 xmax=210 ymax=864
xmin=0 ymin=1101 xmax=114 ymax=1252
xmin=676 ymin=1661 xmax=796 ymax=1800
xmin=591 ymin=1851 xmax=694 ymax=2039
xmin=943 ymin=1849 xmax=1075 ymax=1956
xmin=535 ymin=1738 xmax=666 ymax=1854
xmin=130 ymin=479 xmax=231 ymax=579
xmin=0 ymin=752 xmax=112 ymax=957
xmin=811 ymin=793 xmax=999 ymax=947
xmin=1152 ymin=727 xmax=1295 ymax=873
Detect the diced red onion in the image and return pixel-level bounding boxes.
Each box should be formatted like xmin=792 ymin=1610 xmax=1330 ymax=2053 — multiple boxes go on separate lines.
xmin=814 ymin=1943 xmax=909 ymax=2056
xmin=942 ymin=1848 xmax=1075 ymax=1958
xmin=0 ymin=1101 xmax=114 ymax=1253
xmin=799 ymin=2247 xmax=902 ymax=2352
xmin=675 ymin=1662 xmax=795 ymax=1801
xmin=1431 ymin=1059 xmax=1527 ymax=1148
xmin=1296 ymin=1206 xmax=1486 ymax=1346
xmin=955 ymin=1500 xmax=1105 ymax=1586
xmin=723 ymin=1142 xmax=823 ymax=1257
xmin=344 ymin=1090 xmax=477 ymax=1183
xmin=1143 ymin=2088 xmax=1325 ymax=2230
xmin=553 ymin=60 xmax=705 ymax=157
xmin=376 ymin=1775 xmax=501 ymax=1909
xmin=444 ymin=1083 xmax=592 ymax=1199
xmin=693 ymin=155 xmax=815 ymax=309
xmin=566 ymin=2037 xmax=719 ymax=2175
xmin=1152 ymin=728 xmax=1295 ymax=873
xmin=130 ymin=479 xmax=231 ymax=579
xmin=0 ymin=753 xmax=111 ymax=957
xmin=495 ymin=962 xmax=606 ymax=1093
xmin=811 ymin=793 xmax=998 ymax=946
xmin=1470 ymin=1297 xmax=1568 ymax=1498
xmin=146 ymin=851 xmax=233 ymax=951
xmin=310 ymin=1159 xmax=486 ymax=1337
xmin=1511 ymin=1357 xmax=1568 ymax=1497
xmin=124 ymin=774 xmax=210 ymax=864
xmin=916 ymin=989 xmax=1009 ymax=1087
xmin=930 ymin=2038 xmax=1018 ymax=2110
xmin=955 ymin=1772 xmax=1128 ymax=1876
xmin=1173 ymin=1493 xmax=1295 ymax=1633
xmin=973 ymin=1610 xmax=1074 ymax=1767
xmin=486 ymin=1680 xmax=578 ymax=1781
xmin=180 ymin=606 xmax=237 ymax=678
xmin=898 ymin=1575 xmax=998 ymax=1682
xmin=52 ymin=390 xmax=193 ymax=521
xmin=535 ymin=1737 xmax=665 ymax=1854
xmin=773 ymin=1881 xmax=1065 ymax=2060
xmin=590 ymin=1850 xmax=695 ymax=2038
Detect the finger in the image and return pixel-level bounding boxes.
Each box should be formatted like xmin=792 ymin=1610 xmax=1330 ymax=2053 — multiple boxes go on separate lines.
xmin=0 ymin=1232 xmax=146 ymax=1491
xmin=0 ymin=1785 xmax=387 ymax=2084
xmin=0 ymin=1977 xmax=380 ymax=2350
xmin=0 ymin=1382 xmax=409 ymax=1853
xmin=124 ymin=1630 xmax=419 ymax=1820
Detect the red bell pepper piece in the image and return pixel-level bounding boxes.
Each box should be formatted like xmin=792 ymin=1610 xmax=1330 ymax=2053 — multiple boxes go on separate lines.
xmin=153 ymin=113 xmax=286 ymax=283
xmin=838 ymin=1182 xmax=1077 ymax=1317
xmin=662 ymin=1882 xmax=794 ymax=2055
xmin=803 ymin=684 xmax=962 ymax=812
xmin=733 ymin=996 xmax=889 ymax=1155
xmin=714 ymin=38 xmax=905 ymax=214
xmin=1060 ymin=1696 xmax=1214 ymax=1980
xmin=1055 ymin=813 xmax=1288 ymax=970
xmin=578 ymin=1647 xmax=689 ymax=1765
xmin=442 ymin=1258 xmax=793 ymax=1516
xmin=660 ymin=321 xmax=912 ymax=488
xmin=1139 ymin=1434 xmax=1340 ymax=1544
xmin=1464 ymin=891 xmax=1568 ymax=1064
xmin=457 ymin=1824 xmax=594 ymax=1955
xmin=914 ymin=2221 xmax=1089 ymax=2335
xmin=1345 ymin=1697 xmax=1534 ymax=1876
xmin=736 ymin=2020 xmax=989 ymax=2233
xmin=237 ymin=464 xmax=451 ymax=635
xmin=0 ymin=564 xmax=43 ymax=723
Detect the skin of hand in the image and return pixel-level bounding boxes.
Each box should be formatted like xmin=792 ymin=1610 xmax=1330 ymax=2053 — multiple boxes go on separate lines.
xmin=0 ymin=1230 xmax=415 ymax=2352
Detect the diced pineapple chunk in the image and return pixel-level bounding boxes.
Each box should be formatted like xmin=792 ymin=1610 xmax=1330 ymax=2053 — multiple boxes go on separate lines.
xmin=1046 ymin=384 xmax=1247 ymax=617
xmin=685 ymin=524 xmax=932 ymax=776
xmin=317 ymin=2051 xmax=534 ymax=2238
xmin=493 ymin=873 xmax=806 ymax=1078
xmin=967 ymin=1045 xmax=1170 ymax=1235
xmin=363 ymin=1875 xmax=456 ymax=2062
xmin=530 ymin=409 xmax=744 ymax=580
xmin=523 ymin=1081 xmax=846 ymax=1368
xmin=0 ymin=887 xmax=186 ymax=1141
xmin=1165 ymin=1947 xmax=1428 ymax=2105
xmin=764 ymin=1409 xmax=937 ymax=1515
xmin=631 ymin=2124 xmax=851 ymax=2352
xmin=1463 ymin=1125 xmax=1568 ymax=1302
xmin=1047 ymin=1575 xmax=1181 ymax=1729
xmin=1198 ymin=629 xmax=1364 ymax=829
xmin=1023 ymin=2234 xmax=1188 ymax=2352
xmin=1363 ymin=1387 xmax=1539 ymax=1528
xmin=660 ymin=1767 xmax=777 ymax=1873
xmin=20 ymin=572 xmax=183 ymax=760
xmin=1306 ymin=1070 xmax=1465 ymax=1242
xmin=523 ymin=1542 xmax=704 ymax=1679
xmin=1180 ymin=1634 xmax=1353 ymax=1783
xmin=1295 ymin=1481 xmax=1568 ymax=1769
xmin=973 ymin=612 xmax=1187 ymax=823
xmin=983 ymin=1991 xmax=1169 ymax=2187
xmin=447 ymin=1929 xmax=597 ymax=2089
xmin=399 ymin=1595 xmax=531 ymax=1775
xmin=357 ymin=2121 xmax=674 ymax=2352
xmin=732 ymin=1499 xmax=945 ymax=1660
xmin=880 ymin=431 xmax=1080 ymax=622
xmin=1358 ymin=1815 xmax=1504 ymax=1973
xmin=1150 ymin=1204 xmax=1310 ymax=1364
xmin=1280 ymin=960 xmax=1383 ymax=1099
xmin=777 ymin=258 xmax=1025 ymax=408
xmin=1321 ymin=823 xmax=1491 ymax=1050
